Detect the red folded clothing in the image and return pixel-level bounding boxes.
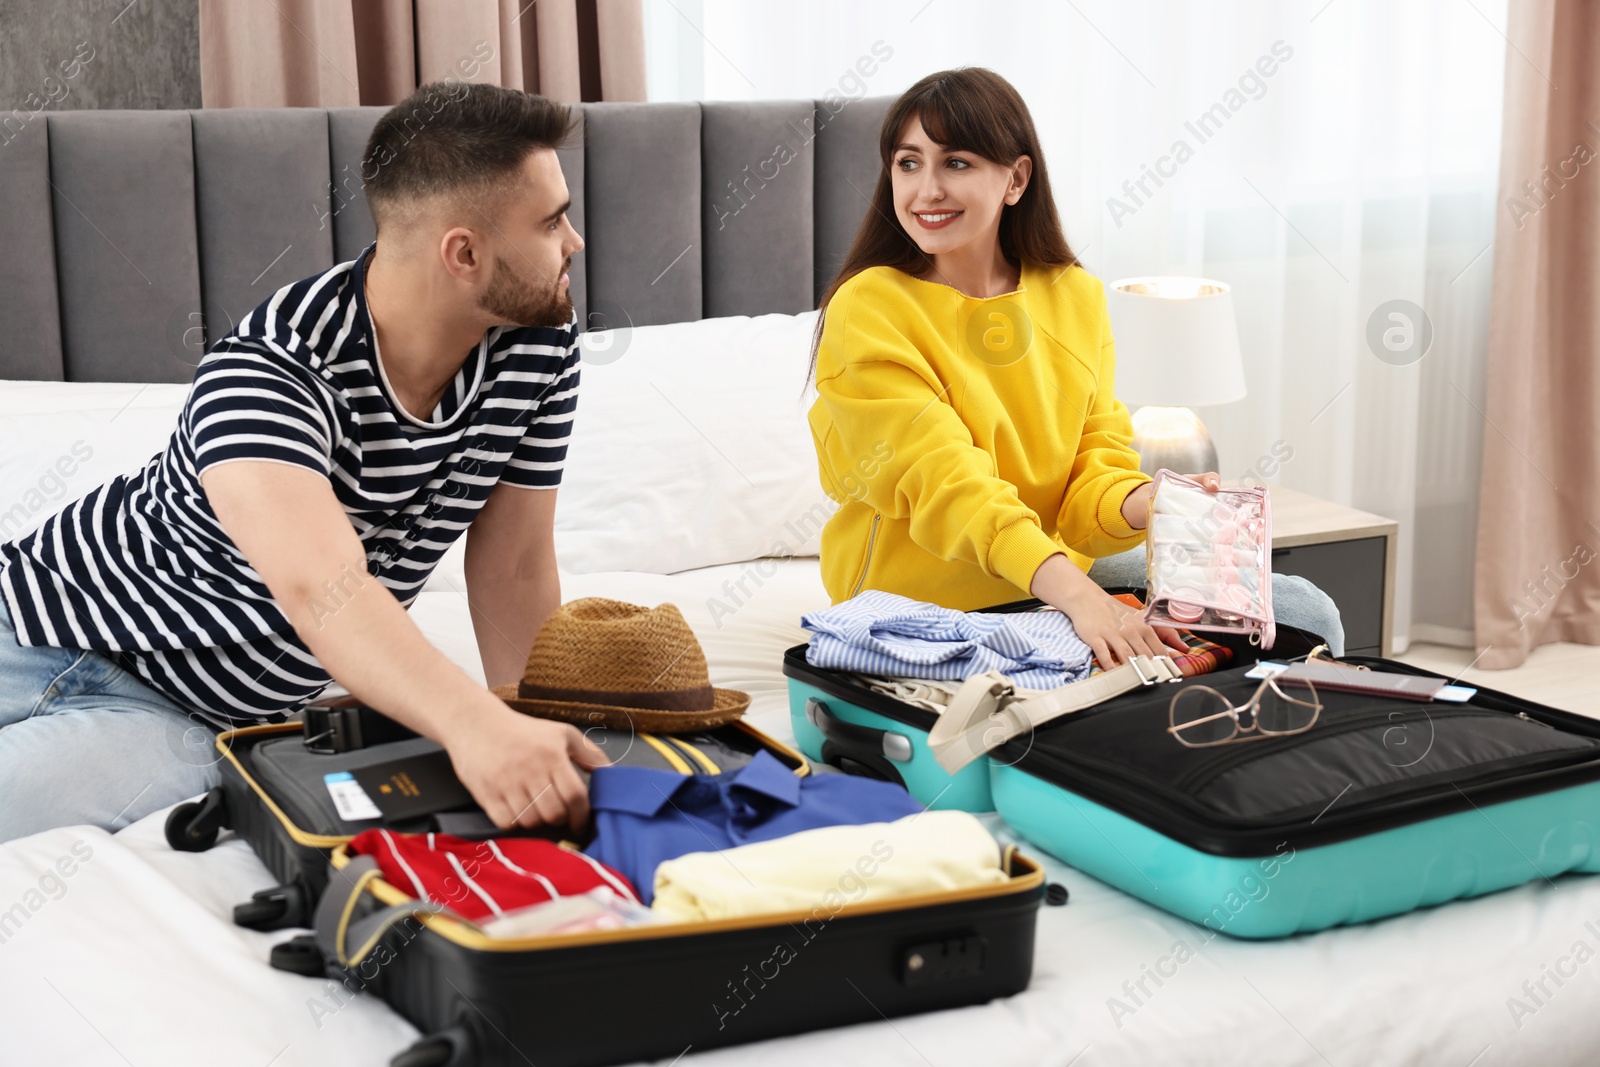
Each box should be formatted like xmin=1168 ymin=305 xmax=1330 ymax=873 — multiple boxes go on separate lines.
xmin=348 ymin=830 xmax=640 ymax=922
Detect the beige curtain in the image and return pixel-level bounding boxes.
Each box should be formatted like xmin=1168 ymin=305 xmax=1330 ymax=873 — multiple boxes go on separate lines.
xmin=1473 ymin=0 xmax=1600 ymax=668
xmin=199 ymin=0 xmax=646 ymax=108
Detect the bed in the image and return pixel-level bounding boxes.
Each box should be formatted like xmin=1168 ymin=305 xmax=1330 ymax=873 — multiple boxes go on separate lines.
xmin=1 ymin=98 xmax=1597 ymax=1067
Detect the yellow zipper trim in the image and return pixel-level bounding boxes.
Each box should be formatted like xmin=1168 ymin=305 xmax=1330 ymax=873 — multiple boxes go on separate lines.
xmin=850 ymin=513 xmax=882 ymax=597
xmin=334 ymin=865 xmax=385 ymax=963
xmin=216 ymin=723 xmax=352 ymax=849
xmin=667 ymin=736 xmax=722 ymax=775
xmin=638 ymin=733 xmax=693 ymax=774
xmin=217 ymin=717 xmax=811 ymax=851
xmin=731 ymin=719 xmax=810 ymax=777
xmin=330 ymin=845 xmax=1044 ymax=957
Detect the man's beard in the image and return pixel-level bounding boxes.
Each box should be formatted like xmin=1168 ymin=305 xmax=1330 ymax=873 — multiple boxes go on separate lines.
xmin=478 ymin=253 xmax=572 ymax=328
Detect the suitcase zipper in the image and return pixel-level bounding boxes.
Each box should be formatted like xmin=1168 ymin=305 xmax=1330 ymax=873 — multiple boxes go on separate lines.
xmin=1033 ymin=702 xmax=1588 ymax=799
xmin=1168 ymin=704 xmax=1440 ymax=793
xmin=850 ymin=513 xmax=882 ymax=597
xmin=990 ymin=699 xmax=1408 ymax=799
xmin=1167 ymin=705 xmax=1597 ymax=800
xmin=1018 ymin=706 xmax=1600 ymax=849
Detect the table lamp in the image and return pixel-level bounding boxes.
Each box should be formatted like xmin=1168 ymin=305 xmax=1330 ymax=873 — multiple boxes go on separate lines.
xmin=1105 ymin=276 xmax=1247 ymax=476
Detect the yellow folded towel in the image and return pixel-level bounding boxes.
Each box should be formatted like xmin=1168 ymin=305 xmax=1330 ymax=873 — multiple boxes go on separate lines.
xmin=650 ymin=809 xmax=1009 ymax=923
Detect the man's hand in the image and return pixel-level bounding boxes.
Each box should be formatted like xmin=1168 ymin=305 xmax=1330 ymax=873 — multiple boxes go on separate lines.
xmin=1030 ymin=553 xmax=1186 ymax=669
xmin=442 ymin=697 xmax=611 ymax=830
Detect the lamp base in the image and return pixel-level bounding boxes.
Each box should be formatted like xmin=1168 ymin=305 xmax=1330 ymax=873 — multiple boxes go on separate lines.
xmin=1130 ymin=406 xmax=1219 ymax=477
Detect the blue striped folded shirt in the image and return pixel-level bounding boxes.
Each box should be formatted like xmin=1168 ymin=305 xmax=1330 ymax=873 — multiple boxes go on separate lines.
xmin=801 ymin=590 xmax=1094 ymax=690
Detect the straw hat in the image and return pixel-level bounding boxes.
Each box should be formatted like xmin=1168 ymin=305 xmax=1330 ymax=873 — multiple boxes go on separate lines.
xmin=491 ymin=598 xmax=749 ymax=733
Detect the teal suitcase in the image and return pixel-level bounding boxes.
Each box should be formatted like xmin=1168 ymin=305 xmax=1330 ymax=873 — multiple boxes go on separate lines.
xmin=786 ymin=602 xmax=1600 ymax=936
xmin=987 ymin=655 xmax=1600 ymax=937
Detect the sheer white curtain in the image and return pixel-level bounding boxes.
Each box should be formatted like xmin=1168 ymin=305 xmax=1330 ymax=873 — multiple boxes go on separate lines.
xmin=643 ymin=0 xmax=1508 ymax=651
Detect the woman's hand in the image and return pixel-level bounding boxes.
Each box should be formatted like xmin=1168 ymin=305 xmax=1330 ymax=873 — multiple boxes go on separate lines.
xmin=1121 ymin=471 xmax=1222 ymax=529
xmin=1030 ymin=554 xmax=1187 ymax=670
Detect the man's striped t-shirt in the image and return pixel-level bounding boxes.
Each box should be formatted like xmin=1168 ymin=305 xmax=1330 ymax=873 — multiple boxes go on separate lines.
xmin=0 ymin=244 xmax=580 ymax=726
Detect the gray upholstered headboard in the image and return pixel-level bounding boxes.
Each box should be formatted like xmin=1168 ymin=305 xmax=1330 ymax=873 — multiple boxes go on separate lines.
xmin=0 ymin=96 xmax=892 ymax=384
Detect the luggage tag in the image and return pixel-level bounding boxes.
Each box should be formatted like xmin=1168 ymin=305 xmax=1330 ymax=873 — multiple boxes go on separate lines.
xmin=324 ymin=771 xmax=382 ymax=821
xmin=1244 ymin=660 xmax=1477 ymax=703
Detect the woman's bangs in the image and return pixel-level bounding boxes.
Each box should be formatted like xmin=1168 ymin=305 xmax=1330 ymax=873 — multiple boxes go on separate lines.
xmin=908 ymin=84 xmax=1010 ymax=164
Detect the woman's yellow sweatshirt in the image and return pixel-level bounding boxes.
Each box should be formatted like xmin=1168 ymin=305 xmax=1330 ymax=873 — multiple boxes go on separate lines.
xmin=808 ymin=262 xmax=1152 ymax=611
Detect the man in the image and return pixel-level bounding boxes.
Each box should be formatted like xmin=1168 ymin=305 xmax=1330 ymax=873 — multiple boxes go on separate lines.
xmin=0 ymin=83 xmax=604 ymax=842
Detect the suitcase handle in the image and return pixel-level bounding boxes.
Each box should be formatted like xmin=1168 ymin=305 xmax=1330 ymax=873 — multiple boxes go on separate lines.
xmin=303 ymin=699 xmax=420 ymax=753
xmin=806 ymin=698 xmax=912 ymax=785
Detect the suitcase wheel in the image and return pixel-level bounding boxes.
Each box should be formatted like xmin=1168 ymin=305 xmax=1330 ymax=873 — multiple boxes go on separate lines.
xmin=234 ymin=882 xmax=311 ymax=931
xmin=164 ymin=787 xmax=230 ymax=852
xmin=392 ymin=1026 xmax=474 ymax=1067
xmin=269 ymin=934 xmax=325 ymax=978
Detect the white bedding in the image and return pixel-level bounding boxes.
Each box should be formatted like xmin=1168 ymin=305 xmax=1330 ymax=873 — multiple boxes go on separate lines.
xmin=4 ymin=559 xmax=1600 ymax=1067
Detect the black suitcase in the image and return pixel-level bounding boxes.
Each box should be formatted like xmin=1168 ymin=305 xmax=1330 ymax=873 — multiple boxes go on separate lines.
xmin=302 ymin=835 xmax=1044 ymax=1067
xmin=164 ymin=706 xmax=813 ymax=936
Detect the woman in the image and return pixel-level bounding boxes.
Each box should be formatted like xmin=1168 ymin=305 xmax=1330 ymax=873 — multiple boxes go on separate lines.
xmin=807 ymin=68 xmax=1343 ymax=669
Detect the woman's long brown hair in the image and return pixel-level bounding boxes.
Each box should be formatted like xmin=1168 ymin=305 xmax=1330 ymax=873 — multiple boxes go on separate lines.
xmin=808 ymin=67 xmax=1079 ymax=380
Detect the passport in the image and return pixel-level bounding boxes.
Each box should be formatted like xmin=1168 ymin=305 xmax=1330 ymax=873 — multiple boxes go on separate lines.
xmin=350 ymin=749 xmax=475 ymax=821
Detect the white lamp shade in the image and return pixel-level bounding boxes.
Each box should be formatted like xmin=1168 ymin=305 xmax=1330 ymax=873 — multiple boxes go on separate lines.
xmin=1105 ymin=276 xmax=1248 ymax=408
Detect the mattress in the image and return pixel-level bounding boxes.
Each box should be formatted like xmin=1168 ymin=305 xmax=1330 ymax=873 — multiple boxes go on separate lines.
xmin=3 ymin=557 xmax=1597 ymax=1066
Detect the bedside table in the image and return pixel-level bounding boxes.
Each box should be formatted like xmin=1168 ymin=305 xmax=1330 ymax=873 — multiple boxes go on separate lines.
xmin=1255 ymin=485 xmax=1400 ymax=658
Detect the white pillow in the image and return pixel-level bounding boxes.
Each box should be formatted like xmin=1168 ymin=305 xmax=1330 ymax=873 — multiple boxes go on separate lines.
xmin=0 ymin=381 xmax=189 ymax=544
xmin=555 ymin=312 xmax=836 ymax=575
xmin=4 ymin=309 xmax=837 ymax=586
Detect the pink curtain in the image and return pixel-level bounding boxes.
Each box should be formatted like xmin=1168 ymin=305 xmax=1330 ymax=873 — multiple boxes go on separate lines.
xmin=199 ymin=0 xmax=646 ymax=108
xmin=1473 ymin=0 xmax=1600 ymax=668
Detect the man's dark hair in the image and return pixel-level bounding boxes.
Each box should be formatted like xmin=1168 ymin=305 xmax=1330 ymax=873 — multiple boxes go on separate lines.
xmin=361 ymin=82 xmax=576 ymax=225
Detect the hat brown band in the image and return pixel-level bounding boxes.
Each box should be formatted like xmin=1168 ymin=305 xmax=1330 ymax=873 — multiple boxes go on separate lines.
xmin=514 ymin=682 xmax=716 ymax=712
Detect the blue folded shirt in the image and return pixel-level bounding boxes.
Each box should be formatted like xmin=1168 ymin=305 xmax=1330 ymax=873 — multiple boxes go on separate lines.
xmin=584 ymin=750 xmax=925 ymax=904
xmin=802 ymin=590 xmax=1094 ymax=689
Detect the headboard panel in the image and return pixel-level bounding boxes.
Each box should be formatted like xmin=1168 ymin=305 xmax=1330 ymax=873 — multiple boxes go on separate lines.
xmin=326 ymin=107 xmax=387 ymax=264
xmin=0 ymin=96 xmax=891 ymax=383
xmin=813 ymin=98 xmax=891 ymax=303
xmin=0 ymin=121 xmax=61 ymax=380
xmin=193 ymin=109 xmax=336 ymax=353
xmin=701 ymin=100 xmax=816 ymax=320
xmin=583 ymin=101 xmax=702 ymax=330
xmin=51 ymin=111 xmax=203 ymax=384
xmin=553 ymin=109 xmax=588 ymax=327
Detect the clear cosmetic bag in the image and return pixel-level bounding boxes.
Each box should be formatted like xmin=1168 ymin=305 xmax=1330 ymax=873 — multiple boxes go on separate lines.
xmin=1142 ymin=469 xmax=1276 ymax=650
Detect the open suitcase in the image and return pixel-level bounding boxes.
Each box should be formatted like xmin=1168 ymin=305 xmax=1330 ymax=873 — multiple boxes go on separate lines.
xmin=301 ymin=839 xmax=1045 ymax=1067
xmin=163 ymin=708 xmax=812 ymax=936
xmin=785 ymin=598 xmax=1600 ymax=937
xmin=784 ymin=593 xmax=1326 ymax=813
xmin=167 ymin=704 xmax=1050 ymax=1065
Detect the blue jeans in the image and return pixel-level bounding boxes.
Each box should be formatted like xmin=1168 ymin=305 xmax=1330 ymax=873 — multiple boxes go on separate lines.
xmin=0 ymin=595 xmax=222 ymax=843
xmin=1088 ymin=546 xmax=1345 ymax=657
